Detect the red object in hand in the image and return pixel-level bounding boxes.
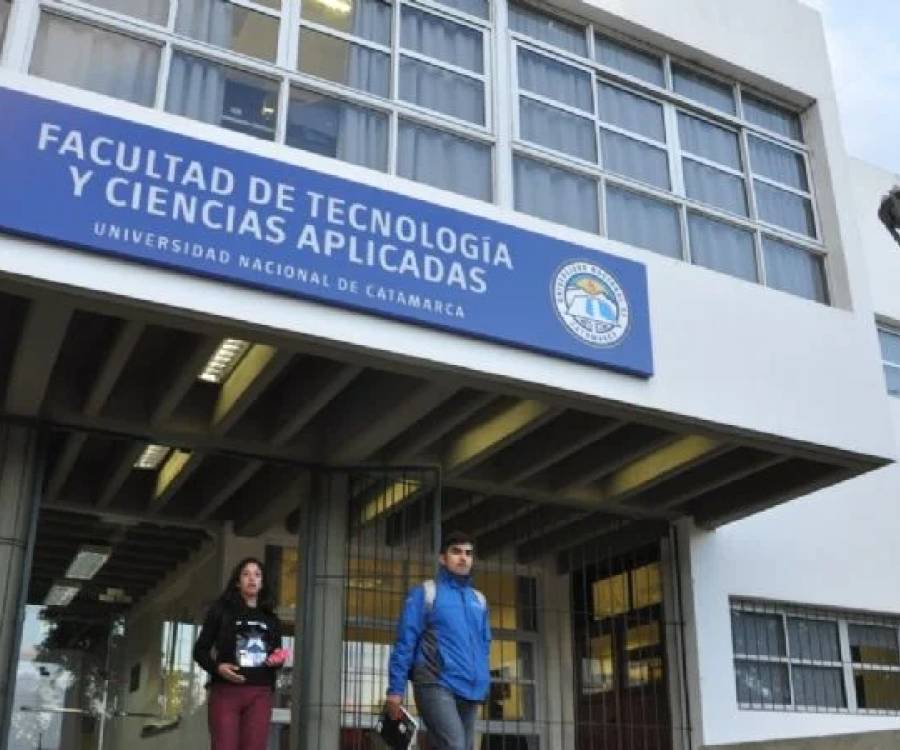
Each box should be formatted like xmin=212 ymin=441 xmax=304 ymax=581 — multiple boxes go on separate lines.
xmin=266 ymin=648 xmax=290 ymax=667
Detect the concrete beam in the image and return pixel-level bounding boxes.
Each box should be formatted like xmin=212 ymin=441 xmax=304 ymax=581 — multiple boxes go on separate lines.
xmin=212 ymin=344 xmax=292 ymax=434
xmin=443 ymin=399 xmax=559 ymax=476
xmin=233 ymin=472 xmax=311 ymax=537
xmin=4 ymin=299 xmax=72 ymax=415
xmin=327 ymin=381 xmax=455 ymax=464
xmin=83 ymin=320 xmax=144 ymax=417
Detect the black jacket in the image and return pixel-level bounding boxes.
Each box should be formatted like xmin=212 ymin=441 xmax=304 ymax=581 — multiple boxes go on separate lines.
xmin=193 ymin=600 xmax=282 ymax=688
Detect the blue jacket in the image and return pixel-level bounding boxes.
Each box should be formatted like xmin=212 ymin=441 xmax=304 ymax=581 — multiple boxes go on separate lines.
xmin=388 ymin=566 xmax=492 ymax=701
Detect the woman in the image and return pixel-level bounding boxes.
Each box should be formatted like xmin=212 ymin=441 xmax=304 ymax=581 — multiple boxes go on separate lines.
xmin=194 ymin=557 xmax=287 ymax=750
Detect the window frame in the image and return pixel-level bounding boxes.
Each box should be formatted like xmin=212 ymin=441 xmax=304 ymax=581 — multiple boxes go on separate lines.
xmin=17 ymin=0 xmax=828 ymax=303
xmin=731 ymin=599 xmax=900 ymax=715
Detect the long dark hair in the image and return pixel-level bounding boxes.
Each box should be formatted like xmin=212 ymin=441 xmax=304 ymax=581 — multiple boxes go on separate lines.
xmin=217 ymin=557 xmax=276 ymax=613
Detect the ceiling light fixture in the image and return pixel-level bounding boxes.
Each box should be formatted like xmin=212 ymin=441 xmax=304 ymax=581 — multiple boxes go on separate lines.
xmin=199 ymin=339 xmax=251 ymax=384
xmin=134 ymin=444 xmax=171 ymax=470
xmin=65 ymin=545 xmax=112 ymax=580
xmin=313 ymin=0 xmax=352 ymax=14
xmin=43 ymin=580 xmax=82 ymax=607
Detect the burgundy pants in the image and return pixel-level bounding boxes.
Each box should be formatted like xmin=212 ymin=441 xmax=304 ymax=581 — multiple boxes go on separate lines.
xmin=208 ymin=683 xmax=274 ymax=750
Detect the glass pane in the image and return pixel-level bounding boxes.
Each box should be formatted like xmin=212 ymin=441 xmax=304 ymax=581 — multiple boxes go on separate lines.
xmin=517 ymin=48 xmax=592 ymax=112
xmin=520 ymin=98 xmax=596 ymax=162
xmin=787 ymin=618 xmax=840 ymax=661
xmin=607 ymin=185 xmax=681 ymax=259
xmin=755 ymin=181 xmax=816 ymax=237
xmin=593 ymin=573 xmax=629 ymax=617
xmin=176 ymin=0 xmax=278 ymax=61
xmin=85 ymin=0 xmax=169 ymax=24
xmin=31 ymin=15 xmax=160 ymax=106
xmin=398 ymin=121 xmax=491 ymax=200
xmin=300 ymin=0 xmax=391 ymax=45
xmin=793 ymin=666 xmax=846 ymax=708
xmin=517 ymin=576 xmax=538 ymax=632
xmin=167 ymin=52 xmax=278 ymax=140
xmin=434 ymin=0 xmax=488 ymax=18
xmin=299 ymin=28 xmax=389 ymax=97
xmin=402 ymin=5 xmax=482 ymax=73
xmin=631 ymin=563 xmax=663 ymax=608
xmin=598 ymin=82 xmax=665 ymax=141
xmin=855 ymin=670 xmax=900 ymax=710
xmin=743 ymin=91 xmax=802 ymax=141
xmin=678 ymin=112 xmax=741 ymax=169
xmin=595 ymin=32 xmax=664 ymax=86
xmin=400 ymin=56 xmax=484 ymax=124
xmin=886 ymin=365 xmax=900 ymax=397
xmin=731 ymin=610 xmax=786 ymax=656
xmin=684 ymin=160 xmax=748 ymax=216
xmin=762 ymin=237 xmax=827 ymax=303
xmin=735 ymin=660 xmax=791 ymax=705
xmin=509 ymin=2 xmax=586 ymax=56
xmin=476 ymin=570 xmax=520 ymax=629
xmin=601 ymin=129 xmax=669 ymax=189
xmin=287 ymin=88 xmax=388 ymax=171
xmin=749 ymin=135 xmax=809 ymax=191
xmin=879 ymin=329 xmax=900 ymax=367
xmin=673 ymin=64 xmax=735 ymax=114
xmin=690 ymin=213 xmax=757 ymax=282
xmin=514 ymin=156 xmax=598 ymax=233
xmin=487 ymin=641 xmax=536 ymax=720
xmin=849 ymin=624 xmax=900 ymax=665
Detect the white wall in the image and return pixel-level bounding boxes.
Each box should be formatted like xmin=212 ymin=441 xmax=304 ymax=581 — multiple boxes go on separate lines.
xmin=684 ymin=162 xmax=900 ymax=745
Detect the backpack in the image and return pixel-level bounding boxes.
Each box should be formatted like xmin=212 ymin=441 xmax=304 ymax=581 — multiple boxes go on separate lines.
xmin=422 ymin=579 xmax=486 ymax=613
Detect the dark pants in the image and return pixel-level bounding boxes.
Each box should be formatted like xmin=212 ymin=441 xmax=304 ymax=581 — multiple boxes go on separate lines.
xmin=208 ymin=683 xmax=273 ymax=750
xmin=414 ymin=683 xmax=478 ymax=750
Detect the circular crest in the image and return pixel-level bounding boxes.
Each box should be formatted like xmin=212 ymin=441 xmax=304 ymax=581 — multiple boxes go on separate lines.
xmin=551 ymin=260 xmax=630 ymax=347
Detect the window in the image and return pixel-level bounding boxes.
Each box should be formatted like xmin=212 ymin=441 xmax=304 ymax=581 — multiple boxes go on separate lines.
xmin=397 ymin=120 xmax=492 ymax=200
xmin=30 ymin=14 xmax=161 ymax=106
xmin=176 ymin=0 xmax=280 ymax=62
xmin=166 ymin=52 xmax=279 ymax=140
xmin=594 ymin=32 xmax=664 ymax=87
xmin=509 ymin=1 xmax=586 ymax=56
xmin=762 ymin=236 xmax=827 ymax=303
xmin=26 ymin=1 xmax=825 ymax=298
xmin=877 ymin=326 xmax=900 ymax=397
xmin=160 ymin=620 xmax=207 ymax=717
xmin=507 ymin=4 xmax=823 ymax=302
xmin=514 ymin=156 xmax=598 ymax=233
xmin=30 ymin=0 xmax=492 ymax=201
xmin=731 ymin=600 xmax=900 ymax=713
xmin=287 ymin=88 xmax=389 ymax=171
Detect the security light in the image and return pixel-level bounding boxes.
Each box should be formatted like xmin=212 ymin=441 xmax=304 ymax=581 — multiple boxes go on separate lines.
xmin=43 ymin=580 xmax=81 ymax=607
xmin=134 ymin=444 xmax=171 ymax=470
xmin=65 ymin=545 xmax=111 ymax=580
xmin=199 ymin=339 xmax=251 ymax=384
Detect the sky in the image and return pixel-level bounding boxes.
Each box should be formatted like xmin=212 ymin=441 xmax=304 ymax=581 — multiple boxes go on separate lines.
xmin=803 ymin=0 xmax=900 ymax=175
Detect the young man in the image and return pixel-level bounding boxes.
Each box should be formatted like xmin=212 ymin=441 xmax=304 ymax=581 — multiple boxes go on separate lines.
xmin=385 ymin=531 xmax=492 ymax=750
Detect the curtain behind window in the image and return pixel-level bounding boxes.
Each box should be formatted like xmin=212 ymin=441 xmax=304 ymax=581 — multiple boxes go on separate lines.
xmin=30 ymin=15 xmax=160 ymax=106
xmin=514 ymin=157 xmax=598 ymax=233
xmin=398 ymin=122 xmax=491 ymax=200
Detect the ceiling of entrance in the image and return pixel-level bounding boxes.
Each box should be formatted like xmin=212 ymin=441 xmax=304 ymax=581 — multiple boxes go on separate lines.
xmin=0 ymin=277 xmax=884 ymax=603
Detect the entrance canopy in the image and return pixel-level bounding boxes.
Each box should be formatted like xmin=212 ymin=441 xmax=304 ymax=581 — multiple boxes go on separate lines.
xmin=0 ymin=273 xmax=883 ymax=605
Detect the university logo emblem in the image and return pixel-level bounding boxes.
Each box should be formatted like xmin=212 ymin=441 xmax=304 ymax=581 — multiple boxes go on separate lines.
xmin=552 ymin=261 xmax=630 ymax=347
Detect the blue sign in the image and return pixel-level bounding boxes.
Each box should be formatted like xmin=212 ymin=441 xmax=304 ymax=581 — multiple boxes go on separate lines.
xmin=0 ymin=87 xmax=653 ymax=377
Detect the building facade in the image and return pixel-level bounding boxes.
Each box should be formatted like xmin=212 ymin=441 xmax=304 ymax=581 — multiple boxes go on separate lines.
xmin=0 ymin=0 xmax=899 ymax=749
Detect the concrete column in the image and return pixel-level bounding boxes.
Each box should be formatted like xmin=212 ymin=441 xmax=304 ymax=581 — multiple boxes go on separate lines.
xmin=0 ymin=423 xmax=43 ymax=750
xmin=539 ymin=554 xmax=576 ymax=750
xmin=292 ymin=472 xmax=348 ymax=750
